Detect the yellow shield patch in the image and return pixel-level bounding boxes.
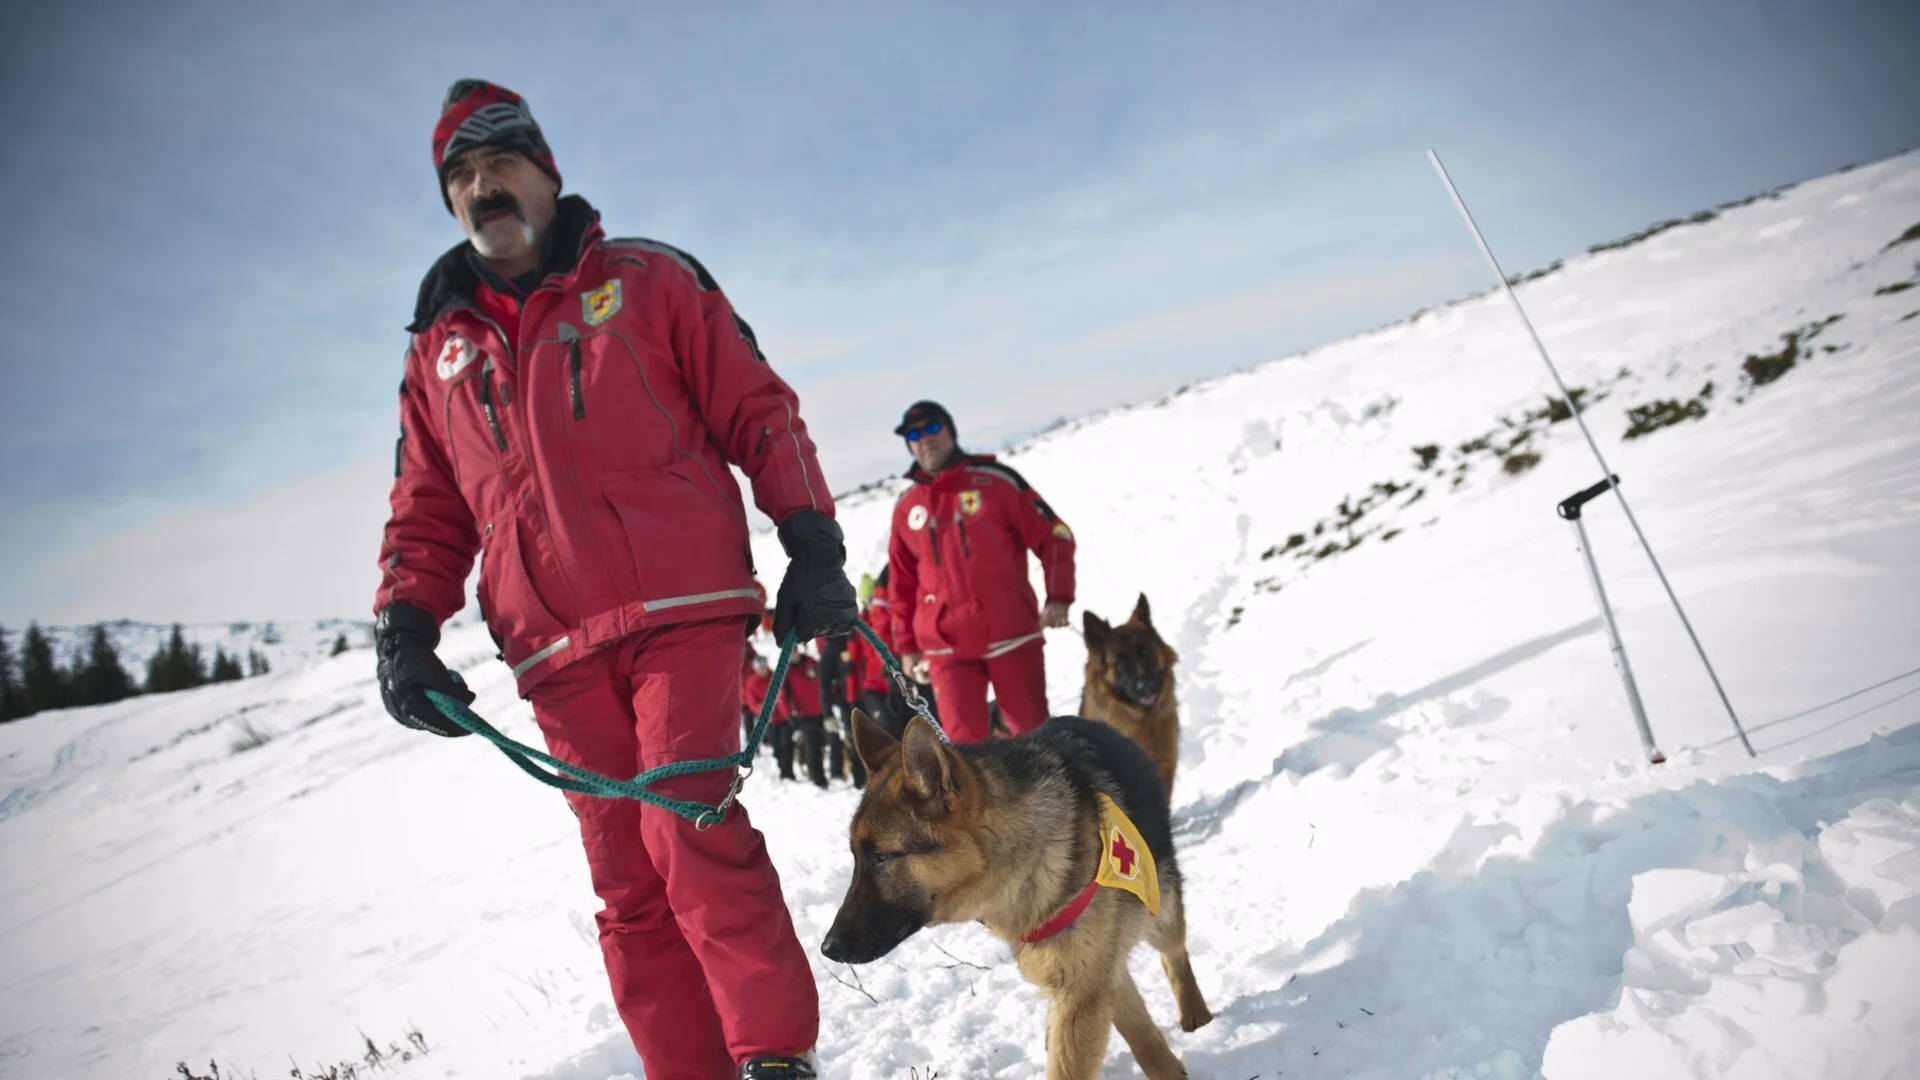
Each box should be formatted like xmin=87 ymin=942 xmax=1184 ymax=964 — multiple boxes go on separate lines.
xmin=1052 ymin=522 xmax=1074 ymax=541
xmin=1094 ymin=793 xmax=1161 ymax=915
xmin=582 ymin=280 xmax=622 ymax=327
xmin=958 ymin=490 xmax=982 ymax=516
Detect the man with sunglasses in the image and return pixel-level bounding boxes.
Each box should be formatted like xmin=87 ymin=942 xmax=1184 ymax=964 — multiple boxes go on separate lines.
xmin=885 ymin=401 xmax=1076 ymax=743
xmin=372 ymin=80 xmax=854 ymax=1080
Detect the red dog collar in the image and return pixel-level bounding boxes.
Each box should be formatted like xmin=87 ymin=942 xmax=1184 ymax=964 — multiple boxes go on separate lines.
xmin=1019 ymin=879 xmax=1100 ymax=943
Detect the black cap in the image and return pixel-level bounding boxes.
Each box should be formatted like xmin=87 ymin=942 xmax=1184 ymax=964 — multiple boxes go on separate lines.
xmin=893 ymin=400 xmax=956 ymax=437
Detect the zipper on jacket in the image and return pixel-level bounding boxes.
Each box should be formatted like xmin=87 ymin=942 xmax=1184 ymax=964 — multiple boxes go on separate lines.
xmin=558 ymin=322 xmax=586 ymax=419
xmin=467 ymin=310 xmax=521 ymax=454
xmin=569 ymin=339 xmax=586 ymax=418
xmin=957 ymin=517 xmax=972 ymax=557
xmin=478 ymin=358 xmax=508 ymax=452
xmin=928 ymin=520 xmax=942 ymax=566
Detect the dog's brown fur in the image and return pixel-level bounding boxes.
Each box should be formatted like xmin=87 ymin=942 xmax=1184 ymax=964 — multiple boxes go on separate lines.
xmin=823 ymin=712 xmax=1213 ymax=1080
xmin=1081 ymin=594 xmax=1182 ymax=796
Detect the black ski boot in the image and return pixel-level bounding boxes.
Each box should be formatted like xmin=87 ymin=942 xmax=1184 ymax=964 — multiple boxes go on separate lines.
xmin=739 ymin=1054 xmax=817 ymax=1078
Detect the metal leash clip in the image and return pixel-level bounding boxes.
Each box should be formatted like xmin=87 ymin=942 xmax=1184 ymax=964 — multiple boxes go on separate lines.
xmin=698 ymin=760 xmax=752 ymax=832
xmin=892 ymin=666 xmax=941 ymax=731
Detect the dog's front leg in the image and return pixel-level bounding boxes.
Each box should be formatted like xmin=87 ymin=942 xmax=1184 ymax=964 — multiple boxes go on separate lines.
xmin=1114 ymin=967 xmax=1187 ymax=1079
xmin=1046 ymin=986 xmax=1117 ymax=1080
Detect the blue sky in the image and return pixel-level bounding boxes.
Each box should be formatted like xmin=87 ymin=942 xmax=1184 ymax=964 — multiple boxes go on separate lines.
xmin=2 ymin=0 xmax=1915 ymax=626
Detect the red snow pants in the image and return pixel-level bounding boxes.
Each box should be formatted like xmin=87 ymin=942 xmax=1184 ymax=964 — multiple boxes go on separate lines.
xmin=928 ymin=639 xmax=1049 ymax=743
xmin=528 ymin=617 xmax=818 ymax=1079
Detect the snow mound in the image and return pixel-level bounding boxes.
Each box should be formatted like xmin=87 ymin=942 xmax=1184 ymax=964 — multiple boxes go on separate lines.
xmin=1545 ymin=790 xmax=1920 ymax=1080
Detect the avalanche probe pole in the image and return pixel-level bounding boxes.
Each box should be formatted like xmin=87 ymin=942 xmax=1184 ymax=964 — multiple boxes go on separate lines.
xmin=1426 ymin=149 xmax=1756 ymax=758
xmin=1560 ymin=476 xmax=1663 ymax=764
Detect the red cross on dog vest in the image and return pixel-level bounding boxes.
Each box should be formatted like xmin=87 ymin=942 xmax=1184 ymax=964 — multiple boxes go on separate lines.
xmin=1021 ymin=794 xmax=1161 ymax=942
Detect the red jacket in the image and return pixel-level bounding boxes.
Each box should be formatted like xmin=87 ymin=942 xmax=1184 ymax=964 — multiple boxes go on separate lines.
xmin=887 ymin=454 xmax=1075 ymax=661
xmin=847 ymin=600 xmax=893 ymax=696
xmin=744 ymin=665 xmax=790 ymax=725
xmin=376 ymin=198 xmax=833 ymax=694
xmin=782 ymin=655 xmax=823 ymax=720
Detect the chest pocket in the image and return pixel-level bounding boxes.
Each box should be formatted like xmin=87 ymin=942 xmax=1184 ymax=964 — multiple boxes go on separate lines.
xmin=441 ymin=369 xmax=510 ymax=500
xmin=536 ymin=320 xmax=686 ymax=472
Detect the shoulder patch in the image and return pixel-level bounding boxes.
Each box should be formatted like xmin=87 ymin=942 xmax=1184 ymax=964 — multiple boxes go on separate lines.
xmin=604 ymin=238 xmax=720 ymax=291
xmin=436 ymin=334 xmax=479 ymax=380
xmin=581 ymin=279 xmax=622 ymax=326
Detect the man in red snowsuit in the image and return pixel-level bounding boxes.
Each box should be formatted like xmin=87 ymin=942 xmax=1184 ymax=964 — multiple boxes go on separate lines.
xmin=742 ymin=651 xmax=796 ymax=780
xmin=372 ymin=81 xmax=855 ymax=1080
xmin=844 ymin=572 xmax=903 ymax=742
xmin=886 ymin=401 xmax=1075 ymax=743
xmin=782 ymin=652 xmax=828 ymax=788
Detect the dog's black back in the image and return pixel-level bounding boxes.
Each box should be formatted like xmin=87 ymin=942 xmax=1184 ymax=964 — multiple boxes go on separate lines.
xmin=961 ymin=715 xmax=1175 ymax=865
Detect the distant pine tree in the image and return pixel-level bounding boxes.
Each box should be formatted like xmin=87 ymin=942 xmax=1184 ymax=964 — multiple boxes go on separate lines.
xmin=330 ymin=632 xmax=350 ymax=656
xmin=247 ymin=648 xmax=271 ymax=676
xmin=145 ymin=624 xmax=208 ymax=694
xmin=210 ymin=647 xmax=244 ymax=683
xmin=143 ymin=641 xmax=169 ymax=693
xmin=0 ymin=625 xmax=20 ymax=723
xmin=75 ymin=624 xmax=138 ymax=706
xmin=19 ymin=622 xmax=70 ymax=716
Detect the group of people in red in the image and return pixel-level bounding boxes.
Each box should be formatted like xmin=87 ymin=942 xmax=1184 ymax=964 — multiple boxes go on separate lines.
xmin=371 ymin=81 xmax=1075 ymax=1080
xmin=737 ymin=396 xmax=1079 ymax=791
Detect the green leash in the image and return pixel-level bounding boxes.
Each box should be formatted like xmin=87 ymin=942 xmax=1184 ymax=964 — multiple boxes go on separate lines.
xmin=425 ymin=617 xmax=934 ymax=829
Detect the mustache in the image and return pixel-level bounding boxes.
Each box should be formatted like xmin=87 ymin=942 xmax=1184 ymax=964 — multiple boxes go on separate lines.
xmin=467 ymin=193 xmax=524 ymax=224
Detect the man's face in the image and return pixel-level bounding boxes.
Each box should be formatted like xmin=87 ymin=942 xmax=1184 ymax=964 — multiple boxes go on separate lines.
xmin=443 ymin=146 xmax=559 ymax=267
xmin=907 ymin=421 xmax=956 ymax=474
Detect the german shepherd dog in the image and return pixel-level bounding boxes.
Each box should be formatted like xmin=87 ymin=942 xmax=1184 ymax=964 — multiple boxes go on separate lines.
xmin=823 ymin=712 xmax=1213 ymax=1080
xmin=1081 ymin=594 xmax=1181 ymax=797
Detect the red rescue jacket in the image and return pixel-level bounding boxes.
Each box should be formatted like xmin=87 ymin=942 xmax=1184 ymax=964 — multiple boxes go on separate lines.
xmin=847 ymin=600 xmax=893 ymax=696
xmin=887 ymin=454 xmax=1075 ymax=661
xmin=376 ymin=197 xmax=834 ymax=694
xmin=782 ymin=655 xmax=823 ymax=721
xmin=744 ymin=665 xmax=789 ymax=725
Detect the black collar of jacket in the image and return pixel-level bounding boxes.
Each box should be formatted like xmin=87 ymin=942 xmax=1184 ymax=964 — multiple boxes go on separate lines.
xmin=407 ymin=194 xmax=601 ymax=333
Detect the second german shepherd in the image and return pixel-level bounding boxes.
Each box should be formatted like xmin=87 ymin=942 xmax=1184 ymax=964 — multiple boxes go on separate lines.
xmin=823 ymin=712 xmax=1213 ymax=1079
xmin=1081 ymin=593 xmax=1182 ymax=796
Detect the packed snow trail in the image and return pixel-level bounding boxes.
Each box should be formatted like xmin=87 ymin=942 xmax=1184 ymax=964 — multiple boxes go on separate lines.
xmin=2 ymin=153 xmax=1918 ymax=1079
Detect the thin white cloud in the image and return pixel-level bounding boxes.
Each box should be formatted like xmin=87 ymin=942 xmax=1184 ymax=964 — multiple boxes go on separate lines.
xmin=17 ymin=458 xmax=397 ymax=626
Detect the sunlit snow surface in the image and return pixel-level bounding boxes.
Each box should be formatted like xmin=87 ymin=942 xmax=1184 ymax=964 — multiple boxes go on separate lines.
xmin=3 ymin=153 xmax=1918 ymax=1079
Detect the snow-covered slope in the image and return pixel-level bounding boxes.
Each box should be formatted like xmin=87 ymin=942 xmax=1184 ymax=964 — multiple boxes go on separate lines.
xmin=3 ymin=152 xmax=1918 ymax=1080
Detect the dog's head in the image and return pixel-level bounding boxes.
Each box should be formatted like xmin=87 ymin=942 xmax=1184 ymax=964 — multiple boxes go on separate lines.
xmin=1082 ymin=593 xmax=1178 ymax=710
xmin=821 ymin=711 xmax=991 ymax=964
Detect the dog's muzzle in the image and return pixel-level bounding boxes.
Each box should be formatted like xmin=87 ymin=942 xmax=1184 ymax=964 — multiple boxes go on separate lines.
xmin=822 ymin=889 xmax=927 ymax=964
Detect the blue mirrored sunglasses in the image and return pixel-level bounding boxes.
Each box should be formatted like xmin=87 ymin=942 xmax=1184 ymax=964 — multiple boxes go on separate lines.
xmin=904 ymin=420 xmax=945 ymax=442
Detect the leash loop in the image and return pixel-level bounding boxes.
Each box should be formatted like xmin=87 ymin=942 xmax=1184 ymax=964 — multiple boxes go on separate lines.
xmin=426 ymin=616 xmax=935 ymax=823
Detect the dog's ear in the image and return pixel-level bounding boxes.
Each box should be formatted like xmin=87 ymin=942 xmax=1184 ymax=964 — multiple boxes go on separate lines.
xmin=1130 ymin=593 xmax=1152 ymax=627
xmin=1082 ymin=611 xmax=1111 ymax=650
xmin=850 ymin=709 xmax=900 ymax=773
xmin=900 ymin=716 xmax=958 ymax=810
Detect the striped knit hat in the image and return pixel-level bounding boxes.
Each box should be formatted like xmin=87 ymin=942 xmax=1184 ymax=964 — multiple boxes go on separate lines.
xmin=431 ymin=79 xmax=561 ymax=212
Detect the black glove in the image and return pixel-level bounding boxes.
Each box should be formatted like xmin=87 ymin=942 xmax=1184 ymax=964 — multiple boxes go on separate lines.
xmin=774 ymin=510 xmax=860 ymax=642
xmin=375 ymin=603 xmax=476 ymax=737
